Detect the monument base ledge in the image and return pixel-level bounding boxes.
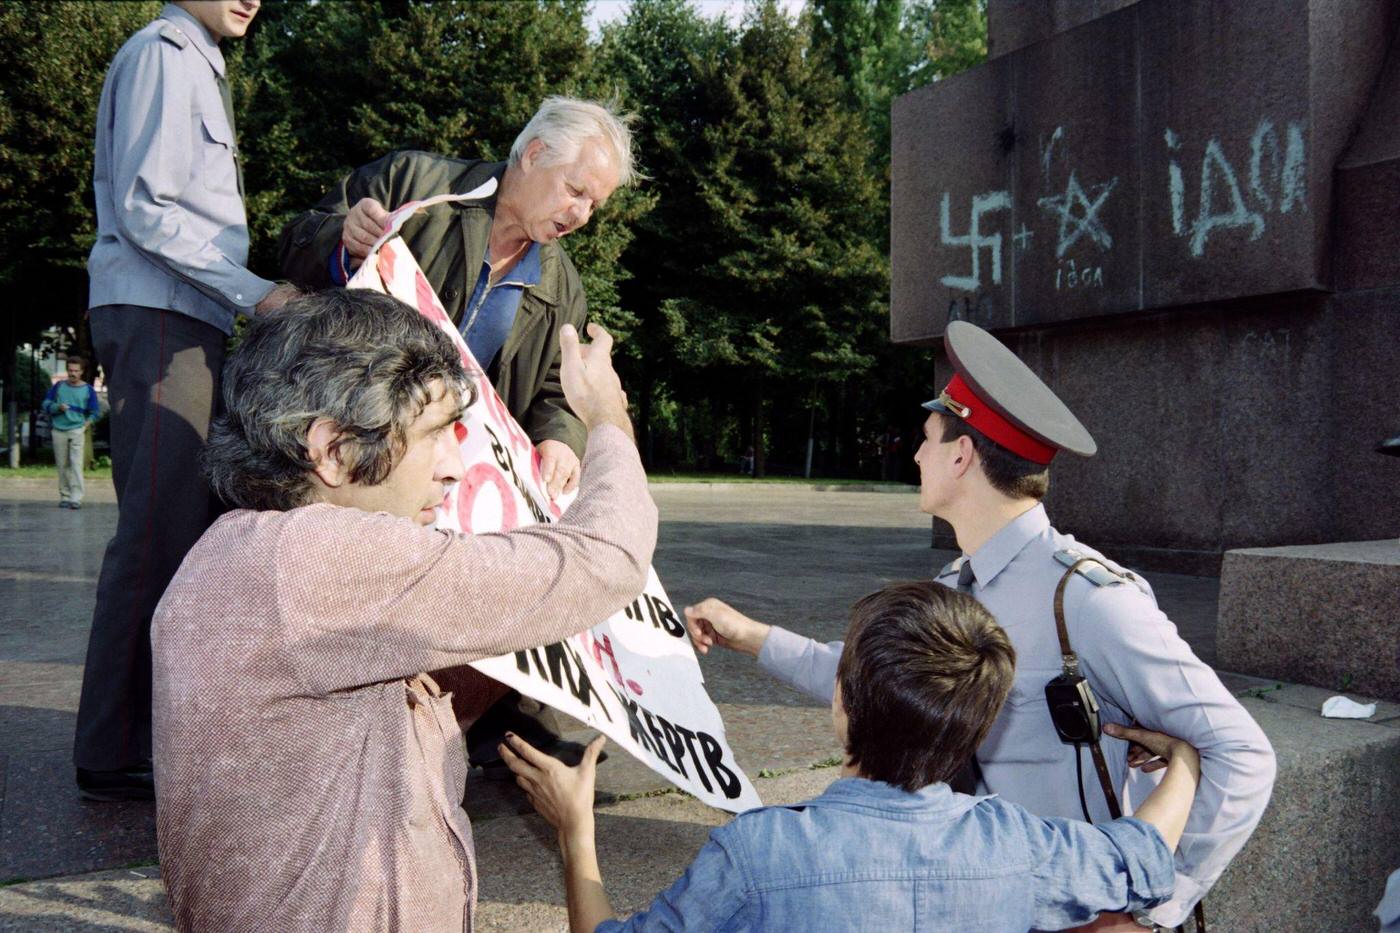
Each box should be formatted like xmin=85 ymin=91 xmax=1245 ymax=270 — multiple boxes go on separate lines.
xmin=1209 ymin=674 xmax=1400 ymax=932
xmin=1217 ymin=539 xmax=1400 ymax=703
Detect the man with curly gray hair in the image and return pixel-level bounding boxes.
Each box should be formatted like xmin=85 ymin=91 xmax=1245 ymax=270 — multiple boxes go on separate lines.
xmin=151 ymin=289 xmax=656 ymax=931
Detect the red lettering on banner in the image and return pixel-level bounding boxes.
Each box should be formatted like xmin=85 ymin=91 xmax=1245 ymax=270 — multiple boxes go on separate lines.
xmin=580 ymin=631 xmax=643 ymax=696
xmin=457 ymin=462 xmax=518 ymax=532
xmin=414 ymin=270 xmax=452 ymax=328
xmin=377 ymin=243 xmax=397 ymax=283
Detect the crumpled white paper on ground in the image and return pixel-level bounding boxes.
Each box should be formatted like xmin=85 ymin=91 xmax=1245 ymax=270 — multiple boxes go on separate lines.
xmin=1320 ymin=695 xmax=1377 ymax=719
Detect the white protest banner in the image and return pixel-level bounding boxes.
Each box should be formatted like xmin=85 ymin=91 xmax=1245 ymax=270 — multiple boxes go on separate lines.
xmin=347 ymin=202 xmax=762 ymax=813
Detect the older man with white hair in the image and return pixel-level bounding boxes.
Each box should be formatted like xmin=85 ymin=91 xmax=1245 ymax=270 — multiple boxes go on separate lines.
xmin=279 ymin=97 xmax=636 ymax=771
xmin=280 ymin=96 xmax=635 ymax=498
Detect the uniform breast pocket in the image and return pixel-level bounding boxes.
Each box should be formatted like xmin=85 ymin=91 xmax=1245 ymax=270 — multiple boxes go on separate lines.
xmin=978 ymin=673 xmax=1064 ymax=764
xmin=198 ymin=113 xmax=239 ymax=195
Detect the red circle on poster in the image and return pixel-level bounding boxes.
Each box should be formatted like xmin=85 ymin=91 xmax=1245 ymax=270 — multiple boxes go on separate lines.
xmin=457 ymin=463 xmax=518 ymax=532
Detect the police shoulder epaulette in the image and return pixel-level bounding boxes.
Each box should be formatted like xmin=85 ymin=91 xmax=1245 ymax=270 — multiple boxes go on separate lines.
xmin=1053 ymin=548 xmax=1136 ymax=588
xmin=158 ymin=23 xmax=190 ymax=49
xmin=937 ymin=556 xmax=966 ymax=579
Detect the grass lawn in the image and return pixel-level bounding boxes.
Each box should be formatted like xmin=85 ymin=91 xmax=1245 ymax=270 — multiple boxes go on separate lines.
xmin=1 ymin=465 xmax=901 ymax=486
xmin=0 ymin=464 xmax=113 ymax=480
xmin=647 ymin=471 xmax=906 ymax=486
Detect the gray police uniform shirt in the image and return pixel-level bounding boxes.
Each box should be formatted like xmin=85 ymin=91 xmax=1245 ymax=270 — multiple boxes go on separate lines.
xmin=1380 ymin=868 xmax=1400 ymax=933
xmin=758 ymin=503 xmax=1276 ymax=928
xmin=88 ymin=3 xmax=273 ymax=334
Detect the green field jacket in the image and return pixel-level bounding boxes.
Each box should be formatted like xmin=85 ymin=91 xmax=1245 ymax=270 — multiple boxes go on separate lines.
xmin=277 ymin=151 xmax=587 ymax=457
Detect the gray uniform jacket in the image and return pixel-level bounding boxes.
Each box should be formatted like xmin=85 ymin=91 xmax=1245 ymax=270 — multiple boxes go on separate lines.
xmin=758 ymin=503 xmax=1276 ymax=928
xmin=88 ymin=3 xmax=273 ymax=334
xmin=1380 ymin=868 xmax=1400 ymax=933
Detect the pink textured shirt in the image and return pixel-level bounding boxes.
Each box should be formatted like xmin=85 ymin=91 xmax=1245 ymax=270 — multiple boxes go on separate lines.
xmin=152 ymin=425 xmax=656 ymax=931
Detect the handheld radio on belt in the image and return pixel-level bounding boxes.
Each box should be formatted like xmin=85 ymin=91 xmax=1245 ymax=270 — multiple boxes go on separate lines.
xmin=1046 ymin=557 xmax=1207 ymax=933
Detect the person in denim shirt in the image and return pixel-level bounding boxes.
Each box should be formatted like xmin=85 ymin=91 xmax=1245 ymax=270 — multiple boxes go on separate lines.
xmin=502 ymin=581 xmax=1200 ymax=932
xmin=689 ymin=322 xmax=1273 ymax=931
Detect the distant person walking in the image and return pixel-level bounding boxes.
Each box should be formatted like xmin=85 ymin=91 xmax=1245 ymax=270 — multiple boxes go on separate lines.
xmin=76 ymin=0 xmax=296 ymax=803
xmin=42 ymin=357 xmax=100 ymax=510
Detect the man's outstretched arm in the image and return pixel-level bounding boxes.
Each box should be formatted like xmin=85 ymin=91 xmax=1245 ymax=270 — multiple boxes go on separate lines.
xmin=504 ymin=732 xmax=750 ymax=933
xmin=277 ymin=152 xmax=401 ymax=288
xmin=501 ymin=733 xmax=616 ymax=933
xmin=685 ymin=598 xmax=844 ymax=703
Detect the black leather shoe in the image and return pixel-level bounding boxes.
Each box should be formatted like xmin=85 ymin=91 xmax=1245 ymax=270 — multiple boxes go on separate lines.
xmin=76 ymin=766 xmax=155 ymax=802
xmin=474 ymin=738 xmax=609 ymax=781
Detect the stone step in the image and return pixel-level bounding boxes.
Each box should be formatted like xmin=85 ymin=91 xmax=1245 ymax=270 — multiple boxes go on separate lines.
xmin=1211 ymin=675 xmax=1400 ymax=932
xmin=1218 ymin=540 xmax=1400 ymax=702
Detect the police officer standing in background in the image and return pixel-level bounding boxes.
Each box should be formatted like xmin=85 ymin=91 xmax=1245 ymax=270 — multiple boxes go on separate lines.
xmin=77 ymin=0 xmax=297 ymax=801
xmin=686 ymin=322 xmax=1276 ymax=931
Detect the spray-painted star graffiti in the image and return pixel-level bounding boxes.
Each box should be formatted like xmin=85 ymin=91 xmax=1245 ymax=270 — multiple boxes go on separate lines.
xmin=1036 ymin=171 xmax=1118 ymax=258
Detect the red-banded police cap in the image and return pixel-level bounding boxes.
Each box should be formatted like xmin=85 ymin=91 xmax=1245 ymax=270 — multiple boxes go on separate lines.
xmin=922 ymin=321 xmax=1096 ymax=464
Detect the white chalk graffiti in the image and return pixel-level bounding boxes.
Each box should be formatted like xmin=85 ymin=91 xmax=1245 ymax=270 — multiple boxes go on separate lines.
xmin=1193 ymin=138 xmax=1264 ymax=254
xmin=1248 ymin=120 xmax=1306 ymax=213
xmin=1166 ymin=119 xmax=1307 ymax=257
xmin=930 ymin=116 xmax=1309 ymax=292
xmin=1040 ymin=126 xmax=1066 ymax=182
xmin=1037 ymin=171 xmax=1118 ymax=258
xmin=1055 ymin=258 xmax=1104 ymax=290
xmin=939 ymin=190 xmax=1011 ymax=291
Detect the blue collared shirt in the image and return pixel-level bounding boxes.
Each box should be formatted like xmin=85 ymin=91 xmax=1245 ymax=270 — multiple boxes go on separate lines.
xmin=87 ymin=4 xmax=274 ymax=333
xmin=598 ymin=776 xmax=1174 ymax=932
xmin=759 ymin=503 xmax=1276 ymax=927
xmin=458 ymin=242 xmax=540 ymax=369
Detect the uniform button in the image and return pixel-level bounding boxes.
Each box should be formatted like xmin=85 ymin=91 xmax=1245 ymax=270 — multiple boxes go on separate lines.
xmin=443 ymin=287 xmax=457 ymax=301
xmin=235 ymin=293 xmax=243 ymax=301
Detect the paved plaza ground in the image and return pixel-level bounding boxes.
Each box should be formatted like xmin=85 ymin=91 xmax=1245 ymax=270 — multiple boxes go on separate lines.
xmin=0 ymin=476 xmax=1224 ymax=930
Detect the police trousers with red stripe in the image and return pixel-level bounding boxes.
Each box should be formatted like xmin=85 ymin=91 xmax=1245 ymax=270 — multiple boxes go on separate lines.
xmin=75 ymin=305 xmax=225 ymax=773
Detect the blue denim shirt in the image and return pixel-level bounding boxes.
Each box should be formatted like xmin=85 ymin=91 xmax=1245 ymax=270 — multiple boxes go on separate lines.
xmin=598 ymin=777 xmax=1174 ymax=932
xmin=460 ymin=241 xmax=541 ymax=369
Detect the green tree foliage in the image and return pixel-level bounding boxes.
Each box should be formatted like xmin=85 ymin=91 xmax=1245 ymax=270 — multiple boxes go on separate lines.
xmin=0 ymin=1 xmax=159 ymax=350
xmin=0 ymin=0 xmax=989 ymax=478
xmin=809 ymin=0 xmax=987 ymax=173
xmin=640 ymin=0 xmax=888 ymax=474
xmin=6 ymin=349 xmax=52 ymax=412
xmin=906 ymin=0 xmax=989 ymax=85
xmin=594 ymin=0 xmax=730 ymax=458
xmin=802 ymin=0 xmax=989 ymax=478
xmin=231 ymin=0 xmax=649 ymax=330
xmin=809 ymin=0 xmax=906 ymax=169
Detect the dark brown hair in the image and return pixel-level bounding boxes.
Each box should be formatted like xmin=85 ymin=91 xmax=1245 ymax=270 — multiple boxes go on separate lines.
xmin=939 ymin=414 xmax=1049 ymax=500
xmin=65 ymin=356 xmax=86 ymax=369
xmin=837 ymin=581 xmax=1015 ymax=792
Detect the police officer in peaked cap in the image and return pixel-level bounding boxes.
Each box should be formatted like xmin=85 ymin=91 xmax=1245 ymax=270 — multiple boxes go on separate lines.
xmin=685 ymin=321 xmax=1276 ymax=932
